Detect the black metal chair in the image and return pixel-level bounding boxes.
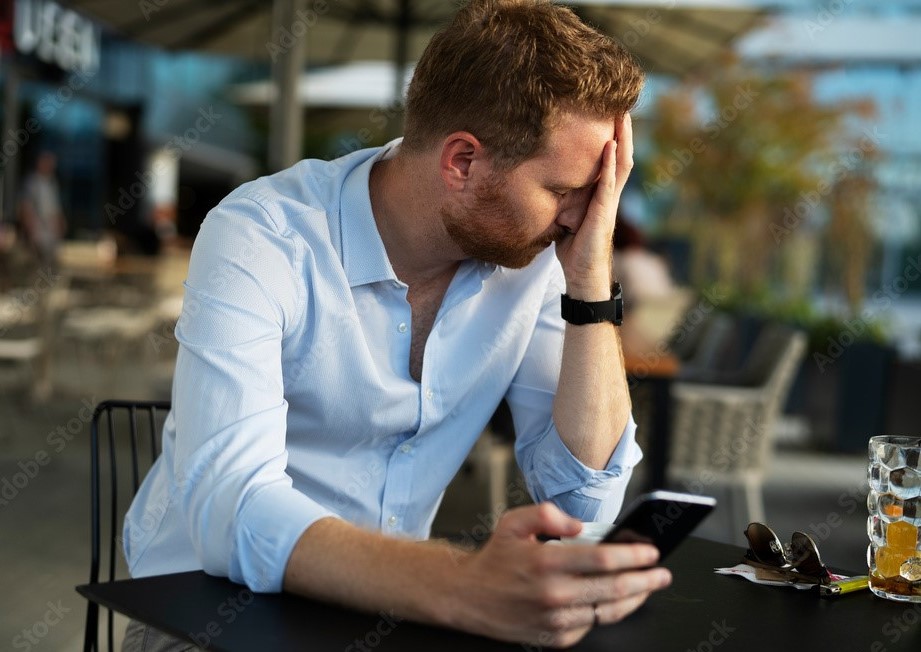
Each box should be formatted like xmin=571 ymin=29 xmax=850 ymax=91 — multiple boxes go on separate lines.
xmin=83 ymin=399 xmax=170 ymax=652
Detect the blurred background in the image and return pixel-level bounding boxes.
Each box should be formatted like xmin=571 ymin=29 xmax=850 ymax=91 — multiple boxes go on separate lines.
xmin=1 ymin=0 xmax=919 ymax=648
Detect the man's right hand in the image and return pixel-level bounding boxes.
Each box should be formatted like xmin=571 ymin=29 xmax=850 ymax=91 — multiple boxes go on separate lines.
xmin=450 ymin=502 xmax=672 ymax=648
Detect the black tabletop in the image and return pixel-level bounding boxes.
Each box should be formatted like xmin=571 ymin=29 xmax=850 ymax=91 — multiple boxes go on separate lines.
xmin=77 ymin=537 xmax=921 ymax=651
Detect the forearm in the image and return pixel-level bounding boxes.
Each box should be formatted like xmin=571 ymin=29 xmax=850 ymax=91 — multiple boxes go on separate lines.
xmin=283 ymin=517 xmax=469 ymax=627
xmin=553 ymin=319 xmax=632 ymax=469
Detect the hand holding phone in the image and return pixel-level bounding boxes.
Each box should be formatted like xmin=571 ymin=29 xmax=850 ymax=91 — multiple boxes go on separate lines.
xmin=600 ymin=490 xmax=716 ymax=561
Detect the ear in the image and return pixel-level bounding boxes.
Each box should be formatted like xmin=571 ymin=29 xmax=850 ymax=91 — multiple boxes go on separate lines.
xmin=439 ymin=132 xmax=487 ymax=191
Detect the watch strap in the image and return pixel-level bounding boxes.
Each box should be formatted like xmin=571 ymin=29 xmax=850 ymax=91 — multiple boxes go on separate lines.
xmin=560 ymin=283 xmax=623 ymax=325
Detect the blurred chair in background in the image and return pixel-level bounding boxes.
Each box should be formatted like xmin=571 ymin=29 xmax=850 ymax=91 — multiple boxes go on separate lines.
xmin=667 ymin=323 xmax=807 ymax=536
xmin=0 ymin=268 xmax=70 ymax=403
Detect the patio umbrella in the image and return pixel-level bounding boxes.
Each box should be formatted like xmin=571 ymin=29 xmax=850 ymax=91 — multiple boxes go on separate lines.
xmin=61 ymin=0 xmax=765 ymax=168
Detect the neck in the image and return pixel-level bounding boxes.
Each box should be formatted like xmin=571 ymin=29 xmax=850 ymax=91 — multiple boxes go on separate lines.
xmin=369 ymin=151 xmax=461 ymax=286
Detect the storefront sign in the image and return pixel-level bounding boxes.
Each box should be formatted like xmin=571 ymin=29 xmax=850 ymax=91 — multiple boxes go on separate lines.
xmin=13 ymin=0 xmax=99 ymax=73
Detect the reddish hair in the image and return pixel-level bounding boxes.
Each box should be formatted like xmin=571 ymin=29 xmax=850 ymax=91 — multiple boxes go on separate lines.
xmin=403 ymin=0 xmax=644 ymax=169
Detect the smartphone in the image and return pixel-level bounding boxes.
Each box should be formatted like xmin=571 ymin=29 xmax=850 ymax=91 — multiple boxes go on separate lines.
xmin=599 ymin=490 xmax=716 ymax=561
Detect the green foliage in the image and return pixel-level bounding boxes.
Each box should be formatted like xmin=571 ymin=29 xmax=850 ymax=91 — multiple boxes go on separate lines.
xmin=704 ymin=283 xmax=888 ymax=352
xmin=643 ymin=56 xmax=878 ymax=312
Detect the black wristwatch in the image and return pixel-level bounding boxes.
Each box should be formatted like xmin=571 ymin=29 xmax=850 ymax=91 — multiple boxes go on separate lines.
xmin=560 ymin=283 xmax=623 ymax=326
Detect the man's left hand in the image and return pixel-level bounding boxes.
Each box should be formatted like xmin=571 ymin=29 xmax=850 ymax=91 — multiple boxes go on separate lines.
xmin=554 ymin=112 xmax=633 ymax=302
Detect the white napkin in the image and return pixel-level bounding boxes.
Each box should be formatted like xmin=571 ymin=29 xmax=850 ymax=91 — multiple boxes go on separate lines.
xmin=715 ymin=563 xmax=847 ymax=590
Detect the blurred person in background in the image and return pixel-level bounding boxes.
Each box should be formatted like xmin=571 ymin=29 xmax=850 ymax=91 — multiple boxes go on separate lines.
xmin=612 ymin=214 xmax=674 ymax=303
xmin=612 ymin=212 xmax=681 ymax=355
xmin=17 ymin=150 xmax=66 ymax=269
xmin=121 ymin=1 xmax=671 ymax=649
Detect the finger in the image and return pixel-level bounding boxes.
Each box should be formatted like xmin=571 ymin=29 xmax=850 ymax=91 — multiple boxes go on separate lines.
xmin=497 ymin=502 xmax=583 ymax=541
xmin=616 ymin=113 xmax=634 ymax=171
xmin=587 ymin=139 xmax=618 ymax=216
xmin=595 ymin=590 xmax=652 ymax=626
xmin=572 ymin=568 xmax=672 ymax=606
xmin=536 ymin=541 xmax=660 ymax=574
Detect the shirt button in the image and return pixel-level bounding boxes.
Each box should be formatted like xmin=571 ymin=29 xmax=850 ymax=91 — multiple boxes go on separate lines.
xmin=387 ymin=515 xmax=398 ymax=527
xmin=398 ymin=322 xmax=407 ymax=333
xmin=425 ymin=388 xmax=434 ymax=400
xmin=400 ymin=443 xmax=412 ymax=454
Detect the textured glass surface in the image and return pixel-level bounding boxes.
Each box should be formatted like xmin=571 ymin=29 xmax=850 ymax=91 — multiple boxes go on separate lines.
xmin=867 ymin=436 xmax=921 ymax=602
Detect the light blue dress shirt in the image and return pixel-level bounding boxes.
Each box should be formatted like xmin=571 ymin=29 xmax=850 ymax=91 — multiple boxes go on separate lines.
xmin=123 ymin=140 xmax=642 ymax=593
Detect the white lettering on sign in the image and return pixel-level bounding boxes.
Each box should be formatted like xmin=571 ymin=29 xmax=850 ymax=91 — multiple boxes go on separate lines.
xmin=13 ymin=0 xmax=99 ymax=73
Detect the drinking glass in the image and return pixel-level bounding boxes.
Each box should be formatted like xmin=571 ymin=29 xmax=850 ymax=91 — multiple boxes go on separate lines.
xmin=867 ymin=435 xmax=921 ymax=602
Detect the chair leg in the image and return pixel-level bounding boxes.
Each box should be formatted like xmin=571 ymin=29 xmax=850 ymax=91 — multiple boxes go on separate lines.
xmin=488 ymin=438 xmax=513 ymax=517
xmin=83 ymin=601 xmax=98 ymax=652
xmin=724 ymin=484 xmax=755 ymax=547
xmin=744 ymin=478 xmax=766 ymax=525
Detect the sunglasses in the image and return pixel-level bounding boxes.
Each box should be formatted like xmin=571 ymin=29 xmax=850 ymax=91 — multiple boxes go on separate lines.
xmin=743 ymin=522 xmax=830 ymax=584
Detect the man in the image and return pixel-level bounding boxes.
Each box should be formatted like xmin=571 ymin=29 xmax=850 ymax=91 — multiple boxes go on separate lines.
xmin=18 ymin=150 xmax=66 ymax=268
xmin=123 ymin=0 xmax=671 ymax=648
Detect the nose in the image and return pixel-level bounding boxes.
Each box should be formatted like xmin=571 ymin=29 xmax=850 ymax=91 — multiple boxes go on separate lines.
xmin=555 ymin=190 xmax=591 ymax=234
xmin=555 ymin=210 xmax=580 ymax=235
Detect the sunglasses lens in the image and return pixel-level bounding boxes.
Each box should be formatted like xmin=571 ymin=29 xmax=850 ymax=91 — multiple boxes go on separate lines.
xmin=790 ymin=532 xmax=827 ymax=578
xmin=745 ymin=523 xmax=787 ymax=567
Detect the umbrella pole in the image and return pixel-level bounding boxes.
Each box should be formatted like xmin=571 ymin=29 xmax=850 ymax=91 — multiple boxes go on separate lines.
xmin=389 ymin=0 xmax=411 ymax=140
xmin=269 ymin=0 xmax=307 ymax=171
xmin=2 ymin=57 xmax=21 ymax=224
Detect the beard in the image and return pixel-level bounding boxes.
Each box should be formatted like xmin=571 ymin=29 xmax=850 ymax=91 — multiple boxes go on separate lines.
xmin=440 ymin=175 xmax=565 ymax=269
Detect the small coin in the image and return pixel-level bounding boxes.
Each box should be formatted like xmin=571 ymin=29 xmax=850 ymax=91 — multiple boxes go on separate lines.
xmin=899 ymin=557 xmax=921 ymax=582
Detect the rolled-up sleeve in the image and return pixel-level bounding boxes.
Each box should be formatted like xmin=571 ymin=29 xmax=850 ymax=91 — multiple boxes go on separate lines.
xmin=508 ymin=266 xmax=643 ymax=523
xmin=171 ymin=196 xmax=337 ymax=592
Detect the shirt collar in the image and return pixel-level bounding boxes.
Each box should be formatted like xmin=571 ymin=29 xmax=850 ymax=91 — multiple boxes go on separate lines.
xmin=339 ymin=139 xmax=402 ymax=288
xmin=338 ymin=138 xmax=500 ymax=289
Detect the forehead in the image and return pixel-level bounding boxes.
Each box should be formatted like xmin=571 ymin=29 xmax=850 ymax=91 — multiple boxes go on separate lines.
xmin=517 ymin=112 xmax=616 ymax=186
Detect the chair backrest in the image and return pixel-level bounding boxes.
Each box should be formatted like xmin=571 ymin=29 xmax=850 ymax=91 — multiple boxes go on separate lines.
xmin=669 ymin=324 xmax=807 ymax=476
xmin=743 ymin=325 xmax=808 ymax=469
xmin=84 ymin=399 xmax=170 ymax=652
xmin=677 ymin=313 xmax=737 ymax=378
